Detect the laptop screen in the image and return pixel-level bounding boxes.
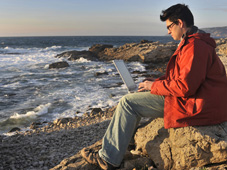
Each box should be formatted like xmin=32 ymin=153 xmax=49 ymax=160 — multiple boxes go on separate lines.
xmin=113 ymin=60 xmax=137 ymax=93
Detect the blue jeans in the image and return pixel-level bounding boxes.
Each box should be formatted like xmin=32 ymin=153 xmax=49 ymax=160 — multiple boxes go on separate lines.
xmin=99 ymin=92 xmax=164 ymax=166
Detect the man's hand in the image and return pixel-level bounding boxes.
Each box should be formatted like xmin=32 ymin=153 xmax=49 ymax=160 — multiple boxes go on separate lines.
xmin=138 ymin=80 xmax=154 ymax=92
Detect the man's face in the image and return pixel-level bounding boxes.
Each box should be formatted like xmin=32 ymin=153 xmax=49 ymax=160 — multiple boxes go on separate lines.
xmin=166 ymin=19 xmax=183 ymax=41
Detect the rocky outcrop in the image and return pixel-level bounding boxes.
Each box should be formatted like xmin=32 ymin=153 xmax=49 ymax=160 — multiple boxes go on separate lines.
xmin=49 ymin=61 xmax=69 ymax=69
xmin=56 ymin=42 xmax=177 ymax=64
xmin=97 ymin=42 xmax=177 ymax=63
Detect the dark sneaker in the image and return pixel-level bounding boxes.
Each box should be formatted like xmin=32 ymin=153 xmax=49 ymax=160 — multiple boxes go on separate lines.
xmin=81 ymin=148 xmax=116 ymax=170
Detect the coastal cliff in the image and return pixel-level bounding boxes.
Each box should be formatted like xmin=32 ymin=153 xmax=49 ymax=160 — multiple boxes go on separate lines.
xmin=1 ymin=38 xmax=227 ymax=170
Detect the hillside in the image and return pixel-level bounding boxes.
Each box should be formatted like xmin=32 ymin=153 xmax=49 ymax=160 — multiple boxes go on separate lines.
xmin=202 ymin=26 xmax=227 ymax=37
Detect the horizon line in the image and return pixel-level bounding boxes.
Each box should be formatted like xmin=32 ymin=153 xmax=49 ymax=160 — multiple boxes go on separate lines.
xmin=0 ymin=35 xmax=170 ymax=38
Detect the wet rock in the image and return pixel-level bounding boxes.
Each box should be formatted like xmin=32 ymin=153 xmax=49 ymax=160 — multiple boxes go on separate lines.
xmin=90 ymin=108 xmax=102 ymax=115
xmin=30 ymin=121 xmax=43 ymax=129
xmin=49 ymin=61 xmax=69 ymax=69
xmin=8 ymin=127 xmax=21 ymax=133
xmin=94 ymin=71 xmax=108 ymax=76
xmin=140 ymin=39 xmax=153 ymax=44
xmin=56 ymin=50 xmax=97 ymax=61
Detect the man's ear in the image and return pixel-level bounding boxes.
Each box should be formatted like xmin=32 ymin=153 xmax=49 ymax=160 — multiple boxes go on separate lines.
xmin=177 ymin=19 xmax=184 ymax=28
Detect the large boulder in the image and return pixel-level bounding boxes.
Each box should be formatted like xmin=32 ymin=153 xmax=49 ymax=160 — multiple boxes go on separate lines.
xmin=135 ymin=118 xmax=227 ymax=170
xmin=49 ymin=61 xmax=69 ymax=69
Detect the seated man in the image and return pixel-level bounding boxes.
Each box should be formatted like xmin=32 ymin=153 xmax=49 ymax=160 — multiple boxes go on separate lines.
xmin=81 ymin=3 xmax=227 ymax=170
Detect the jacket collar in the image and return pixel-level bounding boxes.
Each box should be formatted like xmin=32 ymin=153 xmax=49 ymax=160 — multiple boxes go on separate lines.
xmin=181 ymin=26 xmax=206 ymax=40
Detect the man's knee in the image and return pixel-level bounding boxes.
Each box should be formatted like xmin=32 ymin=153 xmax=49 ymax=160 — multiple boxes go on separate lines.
xmin=119 ymin=93 xmax=135 ymax=107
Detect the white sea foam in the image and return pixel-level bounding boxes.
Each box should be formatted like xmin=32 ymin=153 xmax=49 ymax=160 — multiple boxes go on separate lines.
xmin=128 ymin=62 xmax=146 ymax=72
xmin=1 ymin=46 xmax=37 ymax=54
xmin=44 ymin=46 xmax=62 ymax=50
xmin=0 ymin=51 xmax=60 ymax=69
xmin=10 ymin=103 xmax=51 ymax=119
xmin=75 ymin=57 xmax=91 ymax=63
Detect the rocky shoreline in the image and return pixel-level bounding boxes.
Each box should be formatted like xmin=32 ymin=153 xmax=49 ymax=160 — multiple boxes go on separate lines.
xmin=1 ymin=38 xmax=227 ymax=170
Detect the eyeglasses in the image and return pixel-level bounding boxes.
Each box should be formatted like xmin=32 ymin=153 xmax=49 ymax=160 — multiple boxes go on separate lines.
xmin=167 ymin=22 xmax=175 ymax=31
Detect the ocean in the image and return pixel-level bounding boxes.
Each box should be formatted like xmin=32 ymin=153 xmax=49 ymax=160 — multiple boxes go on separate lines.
xmin=0 ymin=36 xmax=173 ymax=134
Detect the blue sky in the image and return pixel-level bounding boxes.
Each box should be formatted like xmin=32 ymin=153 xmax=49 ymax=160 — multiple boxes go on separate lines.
xmin=1 ymin=0 xmax=227 ymax=37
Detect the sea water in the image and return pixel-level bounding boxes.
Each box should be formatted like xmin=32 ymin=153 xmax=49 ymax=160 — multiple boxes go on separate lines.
xmin=0 ymin=36 xmax=173 ymax=134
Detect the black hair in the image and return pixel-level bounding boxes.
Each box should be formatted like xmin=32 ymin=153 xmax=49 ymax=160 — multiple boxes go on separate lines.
xmin=160 ymin=4 xmax=194 ymax=27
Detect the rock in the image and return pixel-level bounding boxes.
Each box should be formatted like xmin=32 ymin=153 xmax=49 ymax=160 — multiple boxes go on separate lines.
xmin=94 ymin=71 xmax=108 ymax=77
xmin=90 ymin=108 xmax=102 ymax=115
xmin=8 ymin=127 xmax=21 ymax=133
xmin=30 ymin=122 xmax=41 ymax=129
xmin=140 ymin=40 xmax=153 ymax=44
xmin=134 ymin=118 xmax=227 ymax=170
xmin=56 ymin=50 xmax=97 ymax=61
xmin=49 ymin=61 xmax=69 ymax=69
xmin=89 ymin=44 xmax=113 ymax=54
xmin=53 ymin=117 xmax=73 ymax=126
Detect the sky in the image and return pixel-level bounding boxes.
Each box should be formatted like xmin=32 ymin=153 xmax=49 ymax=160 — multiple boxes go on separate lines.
xmin=0 ymin=0 xmax=227 ymax=37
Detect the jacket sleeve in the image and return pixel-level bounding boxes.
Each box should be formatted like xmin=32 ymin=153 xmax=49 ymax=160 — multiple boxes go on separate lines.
xmin=150 ymin=40 xmax=212 ymax=97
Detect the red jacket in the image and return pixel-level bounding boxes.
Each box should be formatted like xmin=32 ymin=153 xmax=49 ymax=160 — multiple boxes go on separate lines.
xmin=151 ymin=32 xmax=227 ymax=129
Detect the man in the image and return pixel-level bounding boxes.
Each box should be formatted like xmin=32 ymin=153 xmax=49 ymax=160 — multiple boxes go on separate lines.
xmin=81 ymin=4 xmax=227 ymax=170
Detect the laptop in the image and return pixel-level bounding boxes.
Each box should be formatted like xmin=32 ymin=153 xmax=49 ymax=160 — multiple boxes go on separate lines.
xmin=113 ymin=60 xmax=138 ymax=93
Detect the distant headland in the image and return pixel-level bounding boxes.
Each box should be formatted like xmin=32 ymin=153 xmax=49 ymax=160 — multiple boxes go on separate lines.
xmin=202 ymin=26 xmax=227 ymax=37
